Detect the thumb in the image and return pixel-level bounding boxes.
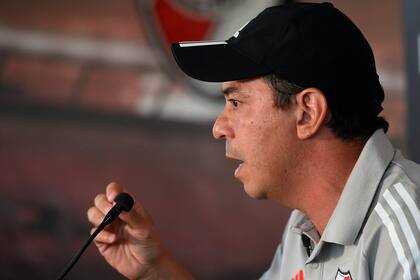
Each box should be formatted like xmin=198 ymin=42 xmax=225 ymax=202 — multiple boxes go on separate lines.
xmin=118 ymin=201 xmax=153 ymax=230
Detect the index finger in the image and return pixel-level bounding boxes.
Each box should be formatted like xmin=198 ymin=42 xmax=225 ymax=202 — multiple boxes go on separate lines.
xmin=104 ymin=182 xmax=152 ymax=230
xmin=105 ymin=182 xmax=127 ymax=202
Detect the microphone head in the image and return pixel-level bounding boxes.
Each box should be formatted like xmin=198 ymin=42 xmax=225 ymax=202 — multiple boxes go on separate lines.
xmin=114 ymin=192 xmax=134 ymax=212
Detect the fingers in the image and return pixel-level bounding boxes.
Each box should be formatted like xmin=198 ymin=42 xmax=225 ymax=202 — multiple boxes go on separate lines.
xmin=91 ymin=227 xmax=117 ymax=244
xmin=106 ymin=182 xmax=127 ymax=202
xmin=89 ymin=182 xmax=153 ymax=233
xmin=94 ymin=193 xmax=113 ymax=216
xmin=119 ymin=202 xmax=152 ymax=230
xmin=87 ymin=206 xmax=105 ymax=227
xmin=88 ymin=206 xmax=118 ymax=244
xmin=105 ymin=182 xmax=152 ymax=229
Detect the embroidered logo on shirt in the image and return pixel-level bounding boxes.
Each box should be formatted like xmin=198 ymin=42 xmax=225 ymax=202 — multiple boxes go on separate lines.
xmin=292 ymin=269 xmax=304 ymax=280
xmin=335 ymin=269 xmax=352 ymax=280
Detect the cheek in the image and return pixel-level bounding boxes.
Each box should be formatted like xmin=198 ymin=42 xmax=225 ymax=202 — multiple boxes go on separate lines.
xmin=250 ymin=118 xmax=296 ymax=168
xmin=236 ymin=108 xmax=296 ymax=159
xmin=239 ymin=120 xmax=268 ymax=155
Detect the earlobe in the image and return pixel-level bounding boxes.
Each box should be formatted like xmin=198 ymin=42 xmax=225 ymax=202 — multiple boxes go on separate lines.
xmin=295 ymin=88 xmax=328 ymax=140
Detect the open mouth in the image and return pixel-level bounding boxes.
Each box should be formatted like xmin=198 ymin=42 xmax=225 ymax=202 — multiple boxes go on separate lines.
xmin=225 ymin=155 xmax=245 ymax=177
xmin=234 ymin=161 xmax=244 ymax=177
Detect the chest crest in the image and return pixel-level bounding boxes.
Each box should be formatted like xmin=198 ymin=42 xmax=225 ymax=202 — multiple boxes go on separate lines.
xmin=335 ymin=269 xmax=352 ymax=280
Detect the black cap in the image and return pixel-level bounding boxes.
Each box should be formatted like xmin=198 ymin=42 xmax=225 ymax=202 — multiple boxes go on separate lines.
xmin=171 ymin=2 xmax=384 ymax=116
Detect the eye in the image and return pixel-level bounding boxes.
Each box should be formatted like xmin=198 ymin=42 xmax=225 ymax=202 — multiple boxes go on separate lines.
xmin=228 ymin=99 xmax=240 ymax=107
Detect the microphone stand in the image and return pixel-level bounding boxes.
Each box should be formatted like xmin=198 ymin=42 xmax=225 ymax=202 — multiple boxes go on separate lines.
xmin=55 ymin=224 xmax=105 ymax=280
xmin=55 ymin=192 xmax=133 ymax=280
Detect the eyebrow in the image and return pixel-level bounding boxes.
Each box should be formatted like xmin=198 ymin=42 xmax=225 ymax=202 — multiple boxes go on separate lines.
xmin=222 ymin=86 xmax=239 ymax=96
xmin=222 ymin=86 xmax=249 ymax=98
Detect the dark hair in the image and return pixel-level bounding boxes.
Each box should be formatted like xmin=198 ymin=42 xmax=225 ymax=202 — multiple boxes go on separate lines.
xmin=264 ymin=74 xmax=389 ymax=140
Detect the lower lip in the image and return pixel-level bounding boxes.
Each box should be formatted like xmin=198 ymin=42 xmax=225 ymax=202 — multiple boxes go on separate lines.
xmin=234 ymin=163 xmax=244 ymax=177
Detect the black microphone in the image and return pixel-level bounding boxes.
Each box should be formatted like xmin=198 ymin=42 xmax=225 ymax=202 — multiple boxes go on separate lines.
xmin=56 ymin=192 xmax=134 ymax=280
xmin=100 ymin=192 xmax=134 ymax=227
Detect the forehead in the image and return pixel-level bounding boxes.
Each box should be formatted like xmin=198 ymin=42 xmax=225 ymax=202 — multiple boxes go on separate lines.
xmin=221 ymin=78 xmax=272 ymax=96
xmin=222 ymin=80 xmax=241 ymax=89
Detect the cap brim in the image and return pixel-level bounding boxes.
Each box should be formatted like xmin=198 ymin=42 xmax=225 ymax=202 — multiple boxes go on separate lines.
xmin=171 ymin=41 xmax=270 ymax=82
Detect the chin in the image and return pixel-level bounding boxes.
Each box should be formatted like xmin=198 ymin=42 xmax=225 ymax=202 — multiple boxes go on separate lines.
xmin=243 ymin=183 xmax=268 ymax=200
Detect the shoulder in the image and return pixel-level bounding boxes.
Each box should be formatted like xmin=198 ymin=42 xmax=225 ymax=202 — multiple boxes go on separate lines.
xmin=360 ymin=155 xmax=420 ymax=279
xmin=373 ymin=153 xmax=420 ymax=244
xmin=388 ymin=150 xmax=420 ymax=186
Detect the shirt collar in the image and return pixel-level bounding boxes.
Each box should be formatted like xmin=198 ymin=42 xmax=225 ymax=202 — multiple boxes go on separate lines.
xmin=321 ymin=129 xmax=395 ymax=245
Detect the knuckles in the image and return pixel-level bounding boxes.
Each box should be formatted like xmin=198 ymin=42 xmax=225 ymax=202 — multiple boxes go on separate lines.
xmin=94 ymin=193 xmax=107 ymax=207
xmin=106 ymin=182 xmax=123 ymax=199
xmin=87 ymin=206 xmax=103 ymax=225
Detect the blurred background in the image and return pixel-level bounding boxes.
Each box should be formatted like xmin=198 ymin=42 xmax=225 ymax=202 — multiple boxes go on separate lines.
xmin=0 ymin=0 xmax=416 ymax=279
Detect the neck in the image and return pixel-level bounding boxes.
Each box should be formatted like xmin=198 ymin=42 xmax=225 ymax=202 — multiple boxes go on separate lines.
xmin=290 ymin=134 xmax=365 ymax=235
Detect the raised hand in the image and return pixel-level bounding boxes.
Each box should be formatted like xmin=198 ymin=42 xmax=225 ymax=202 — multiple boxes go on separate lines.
xmin=87 ymin=182 xmax=193 ymax=280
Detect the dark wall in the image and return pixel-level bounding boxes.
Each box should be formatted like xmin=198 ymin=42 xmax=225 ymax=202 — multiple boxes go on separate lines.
xmin=403 ymin=0 xmax=420 ymax=162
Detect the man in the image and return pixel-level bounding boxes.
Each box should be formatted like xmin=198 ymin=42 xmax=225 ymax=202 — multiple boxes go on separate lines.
xmin=87 ymin=2 xmax=420 ymax=279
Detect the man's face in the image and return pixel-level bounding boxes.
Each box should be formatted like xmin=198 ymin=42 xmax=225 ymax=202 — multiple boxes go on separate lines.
xmin=213 ymin=78 xmax=302 ymax=201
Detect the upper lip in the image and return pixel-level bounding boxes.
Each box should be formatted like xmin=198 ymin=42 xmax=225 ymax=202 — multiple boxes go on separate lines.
xmin=226 ymin=154 xmax=244 ymax=163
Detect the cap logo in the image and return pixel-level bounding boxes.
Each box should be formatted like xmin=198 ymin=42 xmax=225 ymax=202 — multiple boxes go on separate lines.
xmin=233 ymin=20 xmax=250 ymax=38
xmin=179 ymin=41 xmax=227 ymax=47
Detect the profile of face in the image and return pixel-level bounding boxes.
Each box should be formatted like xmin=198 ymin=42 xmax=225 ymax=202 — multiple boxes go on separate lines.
xmin=213 ymin=78 xmax=304 ymax=201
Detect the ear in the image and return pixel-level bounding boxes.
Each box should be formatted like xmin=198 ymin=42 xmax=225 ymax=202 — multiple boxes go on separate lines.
xmin=294 ymin=88 xmax=328 ymax=140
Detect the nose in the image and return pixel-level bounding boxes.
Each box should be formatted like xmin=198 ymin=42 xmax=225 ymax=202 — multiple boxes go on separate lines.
xmin=212 ymin=111 xmax=233 ymax=140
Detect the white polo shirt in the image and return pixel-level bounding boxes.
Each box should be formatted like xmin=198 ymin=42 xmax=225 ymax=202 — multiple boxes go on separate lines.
xmin=260 ymin=129 xmax=420 ymax=280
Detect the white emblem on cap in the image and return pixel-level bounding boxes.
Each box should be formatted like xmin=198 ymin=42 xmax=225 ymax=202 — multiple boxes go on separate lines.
xmin=233 ymin=20 xmax=250 ymax=38
xmin=179 ymin=41 xmax=227 ymax=47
